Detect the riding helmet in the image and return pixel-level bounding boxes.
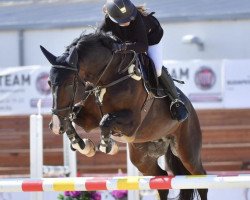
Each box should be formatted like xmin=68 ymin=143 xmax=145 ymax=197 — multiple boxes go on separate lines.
xmin=105 ymin=0 xmax=137 ymax=24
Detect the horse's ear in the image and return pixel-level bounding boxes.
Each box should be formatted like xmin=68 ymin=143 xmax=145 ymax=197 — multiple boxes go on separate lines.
xmin=66 ymin=46 xmax=78 ymax=68
xmin=40 ymin=45 xmax=57 ymax=65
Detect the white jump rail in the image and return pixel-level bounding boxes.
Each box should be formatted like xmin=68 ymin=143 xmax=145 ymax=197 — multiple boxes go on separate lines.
xmin=0 ymin=174 xmax=249 ymax=192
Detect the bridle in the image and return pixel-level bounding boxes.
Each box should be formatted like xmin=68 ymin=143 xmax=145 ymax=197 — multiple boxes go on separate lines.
xmin=50 ymin=50 xmax=138 ymax=122
xmin=50 ymin=65 xmax=81 ymax=121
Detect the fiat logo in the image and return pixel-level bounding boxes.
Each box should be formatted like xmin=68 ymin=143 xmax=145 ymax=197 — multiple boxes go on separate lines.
xmin=195 ymin=67 xmax=216 ymax=90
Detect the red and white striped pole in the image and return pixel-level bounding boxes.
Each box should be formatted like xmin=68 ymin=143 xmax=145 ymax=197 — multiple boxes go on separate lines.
xmin=0 ymin=175 xmax=249 ymax=192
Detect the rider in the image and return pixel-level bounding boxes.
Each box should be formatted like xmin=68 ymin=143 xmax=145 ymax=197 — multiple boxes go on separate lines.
xmin=99 ymin=0 xmax=188 ymax=122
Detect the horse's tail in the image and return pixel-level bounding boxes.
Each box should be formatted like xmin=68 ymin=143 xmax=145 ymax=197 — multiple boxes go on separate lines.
xmin=166 ymin=146 xmax=198 ymax=200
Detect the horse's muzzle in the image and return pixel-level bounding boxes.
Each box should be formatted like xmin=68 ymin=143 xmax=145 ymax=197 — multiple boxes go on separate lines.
xmin=49 ymin=115 xmax=66 ymax=135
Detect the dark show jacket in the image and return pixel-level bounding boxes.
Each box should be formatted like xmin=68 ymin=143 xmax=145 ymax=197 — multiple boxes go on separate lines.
xmin=99 ymin=11 xmax=164 ymax=53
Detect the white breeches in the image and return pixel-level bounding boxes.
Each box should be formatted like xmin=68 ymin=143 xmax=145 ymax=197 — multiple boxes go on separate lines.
xmin=148 ymin=40 xmax=163 ymax=77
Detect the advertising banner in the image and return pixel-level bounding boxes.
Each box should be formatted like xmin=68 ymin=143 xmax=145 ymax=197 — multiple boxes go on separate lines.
xmin=223 ymin=60 xmax=250 ymax=108
xmin=164 ymin=60 xmax=223 ymax=109
xmin=1 ymin=60 xmax=249 ymax=116
xmin=0 ymin=65 xmax=51 ymax=116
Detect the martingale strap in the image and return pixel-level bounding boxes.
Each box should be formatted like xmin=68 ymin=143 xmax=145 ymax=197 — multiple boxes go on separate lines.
xmin=141 ymin=92 xmax=155 ymax=121
xmin=133 ymin=92 xmax=155 ymax=134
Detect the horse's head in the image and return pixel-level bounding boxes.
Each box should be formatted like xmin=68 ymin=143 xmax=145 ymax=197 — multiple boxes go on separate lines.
xmin=40 ymin=32 xmax=117 ymax=134
xmin=40 ymin=45 xmax=79 ymax=134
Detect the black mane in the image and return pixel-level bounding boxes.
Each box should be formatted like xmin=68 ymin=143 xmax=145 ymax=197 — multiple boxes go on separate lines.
xmin=50 ymin=31 xmax=117 ymax=69
xmin=67 ymin=30 xmax=118 ymax=53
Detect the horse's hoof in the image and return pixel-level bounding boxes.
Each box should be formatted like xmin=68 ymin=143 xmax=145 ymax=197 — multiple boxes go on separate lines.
xmin=98 ymin=139 xmax=119 ymax=155
xmin=70 ymin=144 xmax=77 ymax=151
xmin=84 ymin=139 xmax=96 ymax=157
xmin=71 ymin=139 xmax=84 ymax=152
xmin=108 ymin=141 xmax=119 ymax=155
xmin=72 ymin=138 xmax=96 ymax=156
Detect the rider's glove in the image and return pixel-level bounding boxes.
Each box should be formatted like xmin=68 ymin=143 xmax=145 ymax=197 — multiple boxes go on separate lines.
xmin=112 ymin=43 xmax=127 ymax=53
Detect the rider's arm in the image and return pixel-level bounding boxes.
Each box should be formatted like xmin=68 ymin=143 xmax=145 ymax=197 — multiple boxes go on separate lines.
xmin=99 ymin=14 xmax=148 ymax=53
xmin=125 ymin=14 xmax=148 ymax=53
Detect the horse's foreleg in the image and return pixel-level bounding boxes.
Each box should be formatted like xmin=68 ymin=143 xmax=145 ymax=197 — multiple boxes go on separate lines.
xmin=98 ymin=110 xmax=136 ymax=154
xmin=66 ymin=122 xmax=96 ymax=157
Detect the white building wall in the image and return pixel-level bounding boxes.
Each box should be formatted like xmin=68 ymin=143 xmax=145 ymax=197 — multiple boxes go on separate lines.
xmin=0 ymin=19 xmax=250 ymax=68
xmin=0 ymin=31 xmax=19 ymax=68
xmin=24 ymin=27 xmax=90 ymax=66
xmin=162 ymin=19 xmax=250 ymax=60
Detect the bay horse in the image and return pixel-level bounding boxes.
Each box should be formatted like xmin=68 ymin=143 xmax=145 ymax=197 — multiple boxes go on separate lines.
xmin=40 ymin=31 xmax=207 ymax=200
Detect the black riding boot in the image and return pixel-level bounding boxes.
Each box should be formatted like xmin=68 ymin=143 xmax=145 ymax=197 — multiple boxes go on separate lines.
xmin=159 ymin=68 xmax=188 ymax=122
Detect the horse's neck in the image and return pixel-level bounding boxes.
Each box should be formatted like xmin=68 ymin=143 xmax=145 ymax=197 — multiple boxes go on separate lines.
xmin=98 ymin=53 xmax=134 ymax=83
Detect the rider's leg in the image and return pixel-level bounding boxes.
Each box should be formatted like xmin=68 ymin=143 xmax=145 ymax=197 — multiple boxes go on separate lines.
xmin=159 ymin=68 xmax=188 ymax=122
xmin=147 ymin=40 xmax=163 ymax=77
xmin=148 ymin=40 xmax=188 ymax=122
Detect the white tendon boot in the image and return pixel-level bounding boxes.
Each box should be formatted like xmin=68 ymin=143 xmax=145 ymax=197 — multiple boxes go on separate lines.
xmin=72 ymin=138 xmax=96 ymax=157
xmin=98 ymin=138 xmax=119 ymax=155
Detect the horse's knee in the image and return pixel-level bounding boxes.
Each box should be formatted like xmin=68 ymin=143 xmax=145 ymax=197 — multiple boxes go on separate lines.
xmin=99 ymin=114 xmax=114 ymax=128
xmin=99 ymin=113 xmax=116 ymax=137
xmin=99 ymin=110 xmax=136 ymax=138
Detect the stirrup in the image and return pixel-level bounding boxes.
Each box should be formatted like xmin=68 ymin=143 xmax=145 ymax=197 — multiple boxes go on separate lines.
xmin=170 ymin=99 xmax=188 ymax=122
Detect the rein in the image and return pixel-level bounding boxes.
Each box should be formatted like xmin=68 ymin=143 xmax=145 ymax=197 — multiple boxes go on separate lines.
xmin=77 ymin=50 xmax=138 ymax=107
xmin=90 ymin=50 xmax=137 ymax=89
